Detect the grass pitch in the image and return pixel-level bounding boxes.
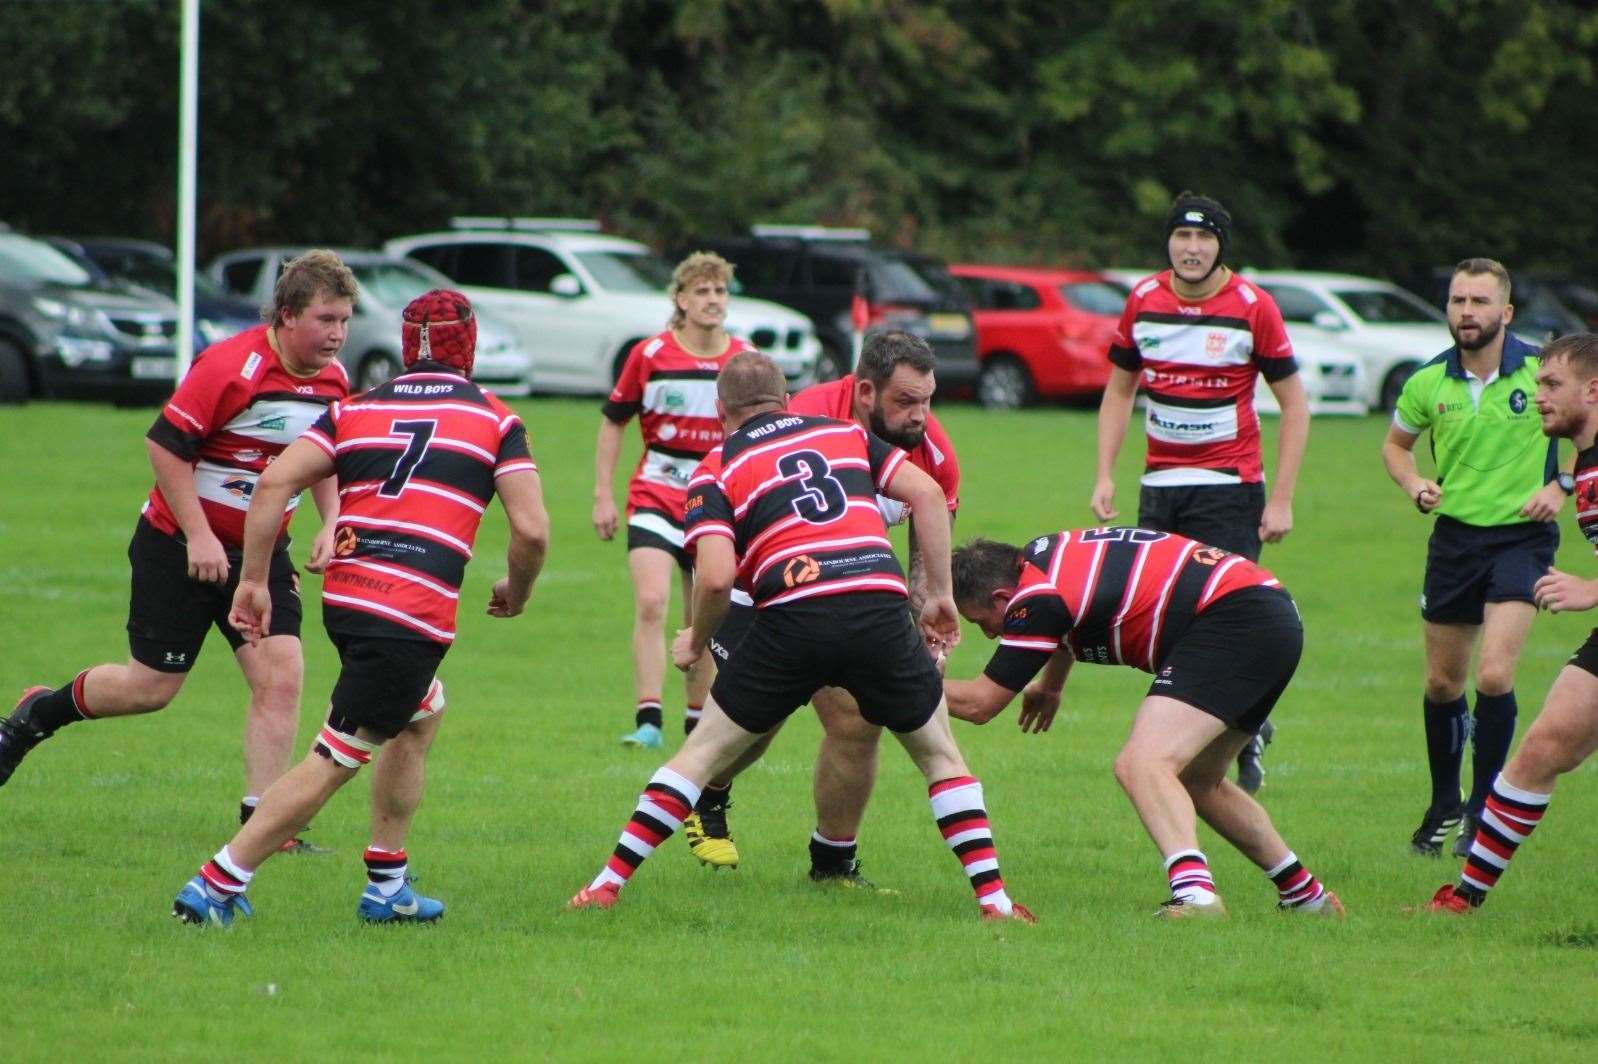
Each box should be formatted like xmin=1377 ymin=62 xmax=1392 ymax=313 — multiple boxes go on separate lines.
xmin=2 ymin=398 xmax=1597 ymax=1061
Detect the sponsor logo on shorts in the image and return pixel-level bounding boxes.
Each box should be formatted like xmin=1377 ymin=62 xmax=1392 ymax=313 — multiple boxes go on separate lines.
xmin=782 ymin=555 xmax=821 ymax=587
xmin=1153 ymin=664 xmax=1174 ymax=686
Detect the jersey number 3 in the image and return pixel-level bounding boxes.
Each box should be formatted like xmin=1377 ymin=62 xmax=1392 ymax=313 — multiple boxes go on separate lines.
xmin=380 ymin=419 xmax=437 ymax=498
xmin=779 ymin=449 xmax=847 ymax=524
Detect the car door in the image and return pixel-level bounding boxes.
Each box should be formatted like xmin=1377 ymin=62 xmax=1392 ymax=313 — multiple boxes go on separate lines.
xmin=503 ymin=244 xmax=599 ymax=389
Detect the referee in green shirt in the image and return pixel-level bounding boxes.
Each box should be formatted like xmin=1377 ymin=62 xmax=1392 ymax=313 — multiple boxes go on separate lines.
xmin=1382 ymin=258 xmax=1568 ymax=858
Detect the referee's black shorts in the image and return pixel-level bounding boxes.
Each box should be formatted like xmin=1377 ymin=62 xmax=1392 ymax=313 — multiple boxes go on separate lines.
xmin=1149 ymin=587 xmax=1302 ymax=735
xmin=710 ymin=592 xmax=942 ymax=735
xmin=1421 ymin=515 xmax=1557 ymax=625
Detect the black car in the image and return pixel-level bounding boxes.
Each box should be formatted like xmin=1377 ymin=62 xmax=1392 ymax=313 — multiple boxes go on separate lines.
xmin=0 ymin=229 xmax=180 ymax=402
xmin=47 ymin=237 xmax=259 ymax=355
xmin=684 ymin=227 xmax=979 ymax=390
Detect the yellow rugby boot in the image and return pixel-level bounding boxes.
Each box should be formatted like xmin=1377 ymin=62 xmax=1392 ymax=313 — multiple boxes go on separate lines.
xmin=682 ymin=800 xmax=739 ymax=870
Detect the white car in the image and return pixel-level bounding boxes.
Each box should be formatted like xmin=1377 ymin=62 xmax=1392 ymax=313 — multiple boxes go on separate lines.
xmin=1104 ymin=269 xmax=1367 ymax=416
xmin=209 ymin=248 xmax=535 ymax=395
xmin=1242 ymin=270 xmax=1457 ymax=412
xmin=385 ymin=220 xmax=822 ymax=394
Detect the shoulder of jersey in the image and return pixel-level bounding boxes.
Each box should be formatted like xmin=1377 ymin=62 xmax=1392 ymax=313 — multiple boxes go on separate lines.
xmin=639 ymin=333 xmax=669 ymax=359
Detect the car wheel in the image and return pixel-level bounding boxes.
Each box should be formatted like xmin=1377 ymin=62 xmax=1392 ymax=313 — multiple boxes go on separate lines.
xmin=814 ymin=344 xmax=847 ymax=383
xmin=0 ymin=337 xmax=32 ymax=403
xmin=977 ymin=356 xmax=1035 ymax=410
xmin=1380 ymin=361 xmax=1419 ymax=412
xmin=356 ymin=352 xmax=401 ymax=392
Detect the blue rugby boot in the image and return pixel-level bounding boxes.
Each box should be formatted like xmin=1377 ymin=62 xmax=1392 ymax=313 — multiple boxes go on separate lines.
xmin=172 ymin=875 xmax=254 ymax=927
xmin=358 ymin=879 xmax=444 ymax=923
xmin=619 ymin=722 xmax=663 ymax=749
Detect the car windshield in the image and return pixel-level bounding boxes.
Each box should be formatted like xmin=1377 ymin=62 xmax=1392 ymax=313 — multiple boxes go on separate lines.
xmin=351 ymin=260 xmax=450 ymax=308
xmin=574 ymin=250 xmax=676 ymax=293
xmin=1060 ymin=281 xmax=1129 ymax=316
xmin=99 ymin=253 xmax=228 ymax=299
xmin=868 ymin=259 xmax=939 ymax=303
xmin=1334 ymin=287 xmax=1443 ymax=325
xmin=0 ymin=234 xmax=93 ymax=286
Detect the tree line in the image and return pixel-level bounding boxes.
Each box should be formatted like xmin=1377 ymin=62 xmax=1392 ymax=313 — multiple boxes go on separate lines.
xmin=4 ymin=0 xmax=1596 ymax=281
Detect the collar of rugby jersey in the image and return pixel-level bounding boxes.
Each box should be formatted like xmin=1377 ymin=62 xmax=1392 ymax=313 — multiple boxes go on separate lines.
xmin=1442 ymin=330 xmax=1538 ymax=381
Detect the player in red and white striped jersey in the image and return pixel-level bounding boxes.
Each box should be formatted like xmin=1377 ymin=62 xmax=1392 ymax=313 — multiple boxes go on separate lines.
xmin=166 ymin=290 xmax=549 ymax=927
xmin=944 ymin=529 xmax=1343 ymax=919
xmin=1092 ymin=191 xmax=1310 ymax=794
xmin=1 ymin=252 xmax=355 ymax=849
xmin=681 ymin=331 xmax=963 ymax=886
xmin=572 ymin=353 xmax=1032 ymax=922
xmin=594 ymin=252 xmax=758 ymax=748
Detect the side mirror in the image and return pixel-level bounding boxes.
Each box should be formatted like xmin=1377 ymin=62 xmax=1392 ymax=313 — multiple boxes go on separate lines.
xmin=1311 ymin=310 xmax=1345 ymax=331
xmin=550 ymin=273 xmax=582 ymax=298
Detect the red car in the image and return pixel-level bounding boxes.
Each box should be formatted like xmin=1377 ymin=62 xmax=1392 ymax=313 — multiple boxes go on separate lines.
xmin=949 ymin=264 xmax=1125 ymax=408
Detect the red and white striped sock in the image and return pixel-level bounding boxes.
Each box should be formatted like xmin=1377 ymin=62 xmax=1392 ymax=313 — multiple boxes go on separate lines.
xmin=590 ymin=767 xmax=701 ymax=893
xmin=198 ymin=846 xmax=253 ymax=903
xmin=1164 ymin=849 xmax=1218 ymax=905
xmin=929 ymin=776 xmax=1014 ymax=915
xmin=364 ymin=847 xmax=408 ymax=899
xmin=1265 ymin=852 xmax=1327 ymax=909
xmin=1460 ymin=774 xmax=1550 ymax=899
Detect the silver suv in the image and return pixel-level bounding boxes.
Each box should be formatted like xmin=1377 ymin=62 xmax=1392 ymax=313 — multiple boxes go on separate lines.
xmin=386 ymin=220 xmax=821 ymax=394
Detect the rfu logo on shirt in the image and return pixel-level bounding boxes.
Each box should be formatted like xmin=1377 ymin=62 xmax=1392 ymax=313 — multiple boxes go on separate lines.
xmin=1508 ymin=388 xmax=1528 ymax=414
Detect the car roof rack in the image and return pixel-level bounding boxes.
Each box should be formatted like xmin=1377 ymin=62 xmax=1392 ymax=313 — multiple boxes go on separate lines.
xmin=450 ymin=216 xmax=602 ymax=233
xmin=750 ymin=224 xmax=870 ymax=241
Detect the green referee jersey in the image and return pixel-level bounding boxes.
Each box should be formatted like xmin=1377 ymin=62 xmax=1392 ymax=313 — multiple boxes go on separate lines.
xmin=1393 ymin=333 xmax=1555 ymax=527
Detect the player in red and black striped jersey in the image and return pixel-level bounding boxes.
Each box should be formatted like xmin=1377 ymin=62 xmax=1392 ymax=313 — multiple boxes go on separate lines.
xmin=593 ymin=252 xmax=758 ymax=747
xmin=944 ymin=529 xmax=1343 ymax=919
xmin=1428 ymin=332 xmax=1598 ymax=913
xmin=1092 ymin=192 xmax=1310 ymax=794
xmin=681 ymin=330 xmax=963 ymax=884
xmin=572 ymin=352 xmax=1033 ymax=922
xmin=162 ymin=290 xmax=550 ymax=927
xmin=1 ymin=252 xmax=355 ymax=850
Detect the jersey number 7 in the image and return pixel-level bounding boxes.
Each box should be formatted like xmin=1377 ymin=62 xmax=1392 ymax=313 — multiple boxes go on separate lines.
xmin=380 ymin=419 xmax=438 ymax=498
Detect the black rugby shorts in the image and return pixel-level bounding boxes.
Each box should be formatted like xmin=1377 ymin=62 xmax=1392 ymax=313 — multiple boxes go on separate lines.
xmin=1421 ymin=515 xmax=1557 ymax=625
xmin=1148 ymin=586 xmax=1302 ymax=734
xmin=324 ymin=631 xmax=448 ymax=739
xmin=1138 ymin=482 xmax=1266 ymax=562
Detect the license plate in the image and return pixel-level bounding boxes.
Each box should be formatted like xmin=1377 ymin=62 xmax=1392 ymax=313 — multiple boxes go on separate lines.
xmin=927 ymin=313 xmax=971 ymax=339
xmin=131 ymin=357 xmax=176 ymax=380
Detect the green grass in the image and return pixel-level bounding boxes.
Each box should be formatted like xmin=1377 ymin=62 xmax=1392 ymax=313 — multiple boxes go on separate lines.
xmin=3 ymin=398 xmax=1597 ymax=1061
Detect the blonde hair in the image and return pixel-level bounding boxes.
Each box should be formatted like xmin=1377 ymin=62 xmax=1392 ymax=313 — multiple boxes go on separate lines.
xmin=271 ymin=249 xmax=359 ymax=324
xmin=1453 ymin=257 xmax=1512 ymax=303
xmin=669 ymin=251 xmax=735 ymax=328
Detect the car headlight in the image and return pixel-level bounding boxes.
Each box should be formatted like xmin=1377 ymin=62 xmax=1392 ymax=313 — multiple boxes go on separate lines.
xmin=33 ymin=297 xmax=94 ymax=330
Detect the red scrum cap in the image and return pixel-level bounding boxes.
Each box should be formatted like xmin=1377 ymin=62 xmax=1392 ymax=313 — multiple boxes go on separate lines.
xmin=402 ymin=289 xmax=477 ymax=376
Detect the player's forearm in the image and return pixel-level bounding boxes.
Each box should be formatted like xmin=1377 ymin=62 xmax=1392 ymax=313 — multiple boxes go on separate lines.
xmin=688 ymin=581 xmax=731 ymax=652
xmin=1381 ymin=439 xmax=1424 ymax=494
xmin=1037 ymin=648 xmax=1074 ymax=694
xmin=309 ymin=475 xmax=339 ymax=523
xmin=239 ymin=477 xmax=295 ymax=582
xmin=505 ymin=516 xmax=549 ymax=600
xmin=146 ymin=439 xmax=213 ymax=542
xmin=1269 ymin=394 xmax=1309 ymax=504
xmin=905 ymin=488 xmax=952 ymax=600
xmin=1094 ymin=374 xmax=1137 ymax=480
xmin=593 ymin=419 xmax=624 ymax=499
xmin=944 ymin=677 xmax=1010 ymax=724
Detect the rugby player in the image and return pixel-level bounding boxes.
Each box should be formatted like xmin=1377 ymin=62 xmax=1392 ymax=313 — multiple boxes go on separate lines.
xmin=571 ymin=352 xmax=1032 ymax=922
xmin=170 ymin=290 xmax=549 ymax=926
xmin=944 ymin=530 xmax=1342 ymax=918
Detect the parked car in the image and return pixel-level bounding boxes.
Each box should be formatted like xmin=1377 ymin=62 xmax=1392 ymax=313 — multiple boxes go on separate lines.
xmin=46 ymin=237 xmax=259 ymax=355
xmin=684 ymin=226 xmax=979 ymax=390
xmin=1231 ymin=271 xmax=1456 ymax=412
xmin=208 ymin=247 xmax=534 ymax=394
xmin=1402 ymin=266 xmax=1587 ymax=343
xmin=1104 ymin=268 xmax=1368 ymax=416
xmin=949 ymin=263 xmax=1122 ymax=408
xmin=386 ymin=219 xmax=821 ymax=394
xmin=0 ymin=228 xmax=180 ymax=402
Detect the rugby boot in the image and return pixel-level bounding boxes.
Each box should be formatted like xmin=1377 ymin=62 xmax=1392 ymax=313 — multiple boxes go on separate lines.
xmin=1235 ymin=719 xmax=1274 ymax=794
xmin=0 ymin=686 xmax=53 ymax=788
xmin=1452 ymin=813 xmax=1478 ymax=858
xmin=1154 ymin=895 xmax=1228 ymax=919
xmin=279 ymin=833 xmax=333 ymax=855
xmin=1409 ymin=802 xmax=1465 ymax=856
xmin=683 ymin=800 xmax=739 ymax=870
xmin=1423 ymin=883 xmax=1479 ymax=914
xmin=358 ymin=880 xmax=444 ymax=924
xmin=619 ymin=723 xmax=663 ymax=750
xmin=171 ymin=875 xmax=254 ymax=928
xmin=981 ymin=900 xmax=1037 ymax=924
xmin=808 ymin=860 xmax=896 ymax=894
xmin=568 ymin=882 xmax=622 ymax=910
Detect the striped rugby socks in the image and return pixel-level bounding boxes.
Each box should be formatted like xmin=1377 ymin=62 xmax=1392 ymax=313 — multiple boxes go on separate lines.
xmin=590 ymin=767 xmax=701 ymax=893
xmin=198 ymin=846 xmax=254 ymax=903
xmin=929 ymin=776 xmax=1016 ymax=916
xmin=1265 ymin=852 xmax=1328 ymax=910
xmin=1458 ymin=774 xmax=1550 ymax=903
xmin=1164 ymin=849 xmax=1219 ymax=906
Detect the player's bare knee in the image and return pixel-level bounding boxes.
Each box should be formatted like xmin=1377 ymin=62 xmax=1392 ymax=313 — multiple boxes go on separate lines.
xmin=1423 ymin=673 xmax=1466 ymax=703
xmin=1474 ymin=663 xmax=1516 ymax=697
xmin=634 ymin=587 xmax=671 ymax=626
xmin=127 ymin=668 xmax=185 ymax=713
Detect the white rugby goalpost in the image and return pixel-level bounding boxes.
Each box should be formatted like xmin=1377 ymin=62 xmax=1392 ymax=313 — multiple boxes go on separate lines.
xmin=175 ymin=0 xmax=200 ymax=380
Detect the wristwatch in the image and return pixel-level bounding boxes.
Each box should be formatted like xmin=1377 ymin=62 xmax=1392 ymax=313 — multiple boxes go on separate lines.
xmin=1557 ymin=472 xmax=1576 ymax=494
